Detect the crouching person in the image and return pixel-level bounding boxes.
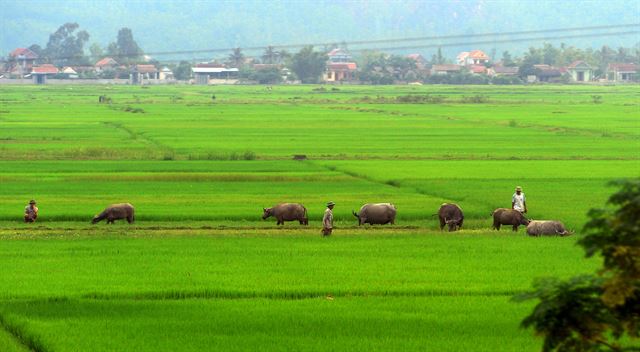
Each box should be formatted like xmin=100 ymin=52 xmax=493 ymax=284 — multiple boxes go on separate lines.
xmin=24 ymin=200 xmax=38 ymax=223
xmin=322 ymin=201 xmax=335 ymax=236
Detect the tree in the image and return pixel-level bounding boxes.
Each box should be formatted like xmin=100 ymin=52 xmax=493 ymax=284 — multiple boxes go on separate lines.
xmin=431 ymin=47 xmax=446 ymax=65
xmin=262 ymin=46 xmax=277 ymax=64
xmin=115 ymin=28 xmax=142 ymax=63
xmin=501 ymin=51 xmax=516 ymax=67
xmin=229 ymin=48 xmax=245 ymax=68
xmin=516 ymin=179 xmax=640 ymax=352
xmin=43 ymin=23 xmax=90 ymax=66
xmin=89 ymin=43 xmax=103 ymax=63
xmin=288 ymin=46 xmax=327 ymax=83
xmin=173 ymin=61 xmax=192 ymax=81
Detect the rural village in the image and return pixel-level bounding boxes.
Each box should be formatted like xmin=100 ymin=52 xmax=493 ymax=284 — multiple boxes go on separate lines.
xmin=2 ymin=43 xmax=638 ymax=85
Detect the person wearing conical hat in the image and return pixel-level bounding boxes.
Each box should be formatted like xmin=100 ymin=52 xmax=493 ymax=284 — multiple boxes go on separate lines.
xmin=322 ymin=201 xmax=335 ymax=237
xmin=24 ymin=200 xmax=38 ymax=223
xmin=512 ymin=186 xmax=527 ymax=214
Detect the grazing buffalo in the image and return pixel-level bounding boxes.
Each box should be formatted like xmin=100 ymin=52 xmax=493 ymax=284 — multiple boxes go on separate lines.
xmin=353 ymin=203 xmax=397 ymax=225
xmin=526 ymin=220 xmax=572 ymax=236
xmin=492 ymin=208 xmax=530 ymax=232
xmin=438 ymin=203 xmax=464 ymax=231
xmin=262 ymin=203 xmax=308 ymax=225
xmin=92 ymin=203 xmax=135 ymax=224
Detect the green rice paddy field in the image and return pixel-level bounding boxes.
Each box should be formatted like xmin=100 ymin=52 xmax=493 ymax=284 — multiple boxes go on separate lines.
xmin=0 ymin=84 xmax=638 ymax=351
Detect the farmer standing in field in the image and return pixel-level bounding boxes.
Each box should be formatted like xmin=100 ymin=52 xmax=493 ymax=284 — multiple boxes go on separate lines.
xmin=512 ymin=186 xmax=527 ymax=214
xmin=322 ymin=201 xmax=335 ymax=236
xmin=24 ymin=200 xmax=38 ymax=223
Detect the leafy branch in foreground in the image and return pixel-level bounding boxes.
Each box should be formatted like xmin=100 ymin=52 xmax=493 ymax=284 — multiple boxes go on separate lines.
xmin=515 ymin=179 xmax=640 ymax=351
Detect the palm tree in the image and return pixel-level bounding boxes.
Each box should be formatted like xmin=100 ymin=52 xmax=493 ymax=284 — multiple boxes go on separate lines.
xmin=276 ymin=49 xmax=291 ymax=64
xmin=229 ymin=48 xmax=244 ymax=68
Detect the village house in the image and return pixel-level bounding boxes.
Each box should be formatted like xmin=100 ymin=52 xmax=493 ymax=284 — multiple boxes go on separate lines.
xmin=192 ymin=63 xmax=238 ymax=85
xmin=8 ymin=48 xmax=39 ymax=77
xmin=61 ymin=67 xmax=78 ymax=79
xmin=159 ymin=67 xmax=174 ymax=80
xmin=488 ymin=65 xmax=519 ymax=77
xmin=324 ymin=48 xmax=357 ymax=82
xmin=607 ymin=63 xmax=637 ymax=82
xmin=31 ymin=64 xmax=58 ymax=84
xmin=531 ymin=64 xmax=562 ymax=82
xmin=456 ymin=50 xmax=490 ymax=66
xmin=407 ymin=54 xmax=428 ymax=70
xmin=431 ymin=64 xmax=462 ymax=75
xmin=130 ymin=64 xmax=159 ymax=84
xmin=468 ymin=65 xmax=487 ymax=75
xmin=566 ymin=60 xmax=593 ymax=82
xmin=95 ymin=57 xmax=119 ymax=73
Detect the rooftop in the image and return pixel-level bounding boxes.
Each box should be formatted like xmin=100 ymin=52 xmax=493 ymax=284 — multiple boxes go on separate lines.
xmin=32 ymin=64 xmax=58 ymax=74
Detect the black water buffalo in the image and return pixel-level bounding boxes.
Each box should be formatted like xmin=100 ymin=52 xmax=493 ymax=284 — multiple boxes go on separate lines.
xmin=492 ymin=208 xmax=529 ymax=232
xmin=353 ymin=203 xmax=397 ymax=225
xmin=438 ymin=203 xmax=464 ymax=231
xmin=526 ymin=220 xmax=572 ymax=236
xmin=262 ymin=203 xmax=308 ymax=225
xmin=92 ymin=203 xmax=135 ymax=224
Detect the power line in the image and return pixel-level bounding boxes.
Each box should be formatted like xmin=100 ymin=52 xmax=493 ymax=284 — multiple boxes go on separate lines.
xmin=22 ymin=23 xmax=640 ymax=61
xmin=350 ymin=30 xmax=640 ymax=53
xmin=127 ymin=23 xmax=640 ymax=57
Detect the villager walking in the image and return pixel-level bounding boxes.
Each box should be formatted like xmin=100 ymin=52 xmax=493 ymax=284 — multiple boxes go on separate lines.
xmin=322 ymin=201 xmax=335 ymax=236
xmin=24 ymin=200 xmax=38 ymax=223
xmin=512 ymin=186 xmax=527 ymax=214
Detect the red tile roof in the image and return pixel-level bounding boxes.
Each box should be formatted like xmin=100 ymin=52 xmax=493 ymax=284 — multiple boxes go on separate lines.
xmin=95 ymin=57 xmax=118 ymax=67
xmin=567 ymin=60 xmax=591 ymax=69
xmin=10 ymin=48 xmax=38 ymax=59
xmin=492 ymin=66 xmax=519 ymax=74
xmin=608 ymin=63 xmax=637 ymax=72
xmin=32 ymin=64 xmax=58 ymax=74
xmin=327 ymin=62 xmax=357 ymax=71
xmin=469 ymin=65 xmax=486 ymax=74
xmin=135 ymin=64 xmax=158 ymax=73
xmin=468 ymin=50 xmax=489 ymax=59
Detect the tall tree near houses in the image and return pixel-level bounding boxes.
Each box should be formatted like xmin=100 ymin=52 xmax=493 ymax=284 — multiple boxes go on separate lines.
xmin=89 ymin=43 xmax=103 ymax=64
xmin=115 ymin=28 xmax=142 ymax=64
xmin=43 ymin=23 xmax=90 ymax=66
xmin=262 ymin=46 xmax=277 ymax=64
xmin=289 ymin=46 xmax=327 ymax=83
xmin=229 ymin=48 xmax=245 ymax=68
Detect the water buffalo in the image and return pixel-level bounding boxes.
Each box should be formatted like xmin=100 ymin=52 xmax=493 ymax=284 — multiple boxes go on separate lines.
xmin=92 ymin=203 xmax=135 ymax=224
xmin=353 ymin=203 xmax=397 ymax=225
xmin=262 ymin=203 xmax=308 ymax=225
xmin=526 ymin=220 xmax=572 ymax=236
xmin=492 ymin=208 xmax=529 ymax=231
xmin=438 ymin=203 xmax=464 ymax=231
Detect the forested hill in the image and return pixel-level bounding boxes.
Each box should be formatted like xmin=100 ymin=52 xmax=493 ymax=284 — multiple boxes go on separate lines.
xmin=1 ymin=0 xmax=637 ymax=60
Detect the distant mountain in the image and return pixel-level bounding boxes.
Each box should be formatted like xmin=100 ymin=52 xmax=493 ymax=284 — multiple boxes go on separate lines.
xmin=1 ymin=0 xmax=637 ymax=61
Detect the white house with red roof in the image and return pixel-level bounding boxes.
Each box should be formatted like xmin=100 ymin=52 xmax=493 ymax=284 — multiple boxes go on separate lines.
xmin=566 ymin=61 xmax=593 ymax=82
xmin=8 ymin=48 xmax=39 ymax=76
xmin=95 ymin=57 xmax=119 ymax=72
xmin=607 ymin=63 xmax=637 ymax=82
xmin=456 ymin=50 xmax=490 ymax=66
xmin=324 ymin=48 xmax=357 ymax=82
xmin=31 ymin=64 xmax=58 ymax=84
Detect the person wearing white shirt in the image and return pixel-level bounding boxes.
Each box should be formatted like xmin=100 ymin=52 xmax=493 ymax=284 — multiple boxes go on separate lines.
xmin=512 ymin=186 xmax=527 ymax=214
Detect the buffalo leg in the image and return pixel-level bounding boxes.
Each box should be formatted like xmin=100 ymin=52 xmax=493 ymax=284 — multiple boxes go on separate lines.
xmin=512 ymin=225 xmax=518 ymax=232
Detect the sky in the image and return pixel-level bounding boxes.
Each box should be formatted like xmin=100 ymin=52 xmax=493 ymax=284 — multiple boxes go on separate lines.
xmin=1 ymin=0 xmax=638 ymax=60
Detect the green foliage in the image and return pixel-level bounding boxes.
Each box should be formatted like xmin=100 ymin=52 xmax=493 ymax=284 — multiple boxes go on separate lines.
xmin=240 ymin=67 xmax=283 ymax=84
xmin=172 ymin=61 xmax=192 ymax=81
xmin=289 ymin=46 xmax=327 ymax=83
xmin=426 ymin=72 xmax=489 ymax=84
xmin=114 ymin=27 xmax=143 ymax=63
xmin=228 ymin=47 xmax=244 ymax=68
xmin=491 ymin=75 xmax=523 ymax=85
xmin=581 ymin=179 xmax=640 ymax=310
xmin=518 ymin=179 xmax=640 ymax=351
xmin=43 ymin=22 xmax=90 ymax=66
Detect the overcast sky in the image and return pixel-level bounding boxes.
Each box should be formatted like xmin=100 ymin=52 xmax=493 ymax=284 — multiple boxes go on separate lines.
xmin=1 ymin=0 xmax=637 ymax=59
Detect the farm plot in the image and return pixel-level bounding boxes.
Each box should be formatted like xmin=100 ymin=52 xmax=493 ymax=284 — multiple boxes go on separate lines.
xmin=0 ymin=84 xmax=637 ymax=351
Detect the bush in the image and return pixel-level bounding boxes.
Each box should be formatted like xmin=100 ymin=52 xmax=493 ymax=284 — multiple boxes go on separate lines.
xmin=491 ymin=75 xmax=523 ymax=85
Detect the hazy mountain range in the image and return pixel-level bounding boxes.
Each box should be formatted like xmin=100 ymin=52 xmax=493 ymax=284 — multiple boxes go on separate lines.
xmin=1 ymin=0 xmax=637 ymax=61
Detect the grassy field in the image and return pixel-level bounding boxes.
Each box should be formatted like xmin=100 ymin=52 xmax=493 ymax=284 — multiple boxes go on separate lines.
xmin=0 ymin=84 xmax=638 ymax=351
